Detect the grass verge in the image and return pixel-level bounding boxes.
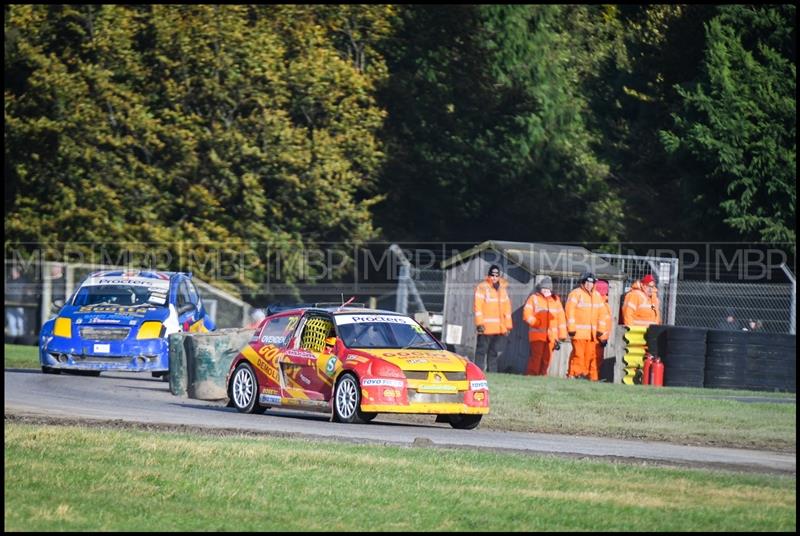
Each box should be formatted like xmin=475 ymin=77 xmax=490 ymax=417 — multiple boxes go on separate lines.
xmin=4 ymin=422 xmax=795 ymax=532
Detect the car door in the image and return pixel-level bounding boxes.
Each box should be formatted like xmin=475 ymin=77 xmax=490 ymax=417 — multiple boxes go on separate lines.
xmin=281 ymin=313 xmax=336 ymax=402
xmin=186 ymin=279 xmax=214 ymax=331
xmin=249 ymin=313 xmax=300 ymax=404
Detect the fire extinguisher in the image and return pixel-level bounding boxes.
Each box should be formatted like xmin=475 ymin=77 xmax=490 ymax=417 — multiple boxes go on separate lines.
xmin=651 ymin=357 xmax=665 ymax=387
xmin=642 ymin=354 xmax=653 ymax=386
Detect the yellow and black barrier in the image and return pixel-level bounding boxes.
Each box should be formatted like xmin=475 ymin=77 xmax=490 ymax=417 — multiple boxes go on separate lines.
xmin=622 ymin=326 xmax=648 ymax=385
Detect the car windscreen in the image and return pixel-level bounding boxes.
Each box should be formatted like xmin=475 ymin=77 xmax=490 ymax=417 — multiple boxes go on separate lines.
xmin=72 ymin=284 xmax=168 ymax=307
xmin=334 ymin=313 xmax=440 ymax=349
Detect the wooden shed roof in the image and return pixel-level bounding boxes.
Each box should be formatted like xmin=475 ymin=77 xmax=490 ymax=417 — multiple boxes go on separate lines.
xmin=441 ymin=240 xmax=624 ymax=280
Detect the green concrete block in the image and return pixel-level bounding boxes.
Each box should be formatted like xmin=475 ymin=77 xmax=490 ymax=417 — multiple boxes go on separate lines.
xmin=168 ymin=332 xmax=190 ymax=397
xmin=186 ymin=328 xmax=255 ymax=400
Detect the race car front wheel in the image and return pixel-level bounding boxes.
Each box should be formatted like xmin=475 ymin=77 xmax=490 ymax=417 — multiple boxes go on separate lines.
xmin=333 ymin=373 xmax=368 ymax=424
xmin=230 ymin=362 xmax=267 ymax=414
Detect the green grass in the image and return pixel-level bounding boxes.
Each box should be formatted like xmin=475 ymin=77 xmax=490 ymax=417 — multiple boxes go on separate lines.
xmin=4 ymin=422 xmax=795 ymax=532
xmin=5 ymin=343 xmax=796 ymax=451
xmin=4 ymin=343 xmax=39 ymax=369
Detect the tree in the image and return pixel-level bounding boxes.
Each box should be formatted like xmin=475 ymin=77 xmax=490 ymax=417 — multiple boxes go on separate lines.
xmin=4 ymin=5 xmax=394 ymax=297
xmin=661 ymin=5 xmax=796 ymax=248
xmin=376 ymin=5 xmax=624 ymax=244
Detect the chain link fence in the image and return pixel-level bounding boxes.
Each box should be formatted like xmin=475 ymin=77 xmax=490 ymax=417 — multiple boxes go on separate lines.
xmin=596 ymin=253 xmax=678 ymax=325
xmin=675 ymin=279 xmax=794 ymax=334
xmin=392 ymin=248 xmax=796 ymax=336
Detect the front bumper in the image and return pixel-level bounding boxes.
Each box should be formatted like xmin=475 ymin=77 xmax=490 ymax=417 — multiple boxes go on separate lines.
xmin=40 ymin=336 xmax=169 ymax=372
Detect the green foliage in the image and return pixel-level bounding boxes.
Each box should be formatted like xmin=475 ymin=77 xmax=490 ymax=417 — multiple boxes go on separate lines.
xmin=5 ymin=4 xmax=796 ymax=281
xmin=5 ymin=5 xmax=392 ymax=295
xmin=377 ymin=5 xmax=625 ymax=243
xmin=661 ymin=5 xmax=796 ymax=248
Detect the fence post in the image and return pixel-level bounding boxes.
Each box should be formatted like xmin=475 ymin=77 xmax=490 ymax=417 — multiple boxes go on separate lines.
xmin=780 ymin=263 xmax=796 ymax=335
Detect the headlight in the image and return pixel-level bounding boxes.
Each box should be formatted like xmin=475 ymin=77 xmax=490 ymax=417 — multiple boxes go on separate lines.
xmin=137 ymin=321 xmax=165 ymax=340
xmin=53 ymin=318 xmax=72 ymax=338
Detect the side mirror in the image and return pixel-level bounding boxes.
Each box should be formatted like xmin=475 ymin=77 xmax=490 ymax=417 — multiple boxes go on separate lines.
xmin=51 ymin=299 xmax=65 ymax=314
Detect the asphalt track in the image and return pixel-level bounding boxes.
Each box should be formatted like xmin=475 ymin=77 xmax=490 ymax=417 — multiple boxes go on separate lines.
xmin=4 ymin=369 xmax=795 ymax=475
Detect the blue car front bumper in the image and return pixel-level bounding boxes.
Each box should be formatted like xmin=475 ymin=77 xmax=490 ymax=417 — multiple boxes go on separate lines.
xmin=40 ymin=336 xmax=169 ymax=372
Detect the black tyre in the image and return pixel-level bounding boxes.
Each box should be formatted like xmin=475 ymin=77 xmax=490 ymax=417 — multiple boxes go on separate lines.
xmin=229 ymin=362 xmax=267 ymax=414
xmin=448 ymin=414 xmax=482 ymax=430
xmin=333 ymin=373 xmax=367 ymax=424
xmin=41 ymin=366 xmax=61 ymax=375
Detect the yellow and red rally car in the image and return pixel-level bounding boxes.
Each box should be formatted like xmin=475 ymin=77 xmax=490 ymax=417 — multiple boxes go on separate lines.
xmin=225 ymin=306 xmax=489 ymax=429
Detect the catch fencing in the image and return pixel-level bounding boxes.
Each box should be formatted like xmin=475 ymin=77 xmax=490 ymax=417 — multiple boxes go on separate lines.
xmin=390 ymin=250 xmax=796 ymax=335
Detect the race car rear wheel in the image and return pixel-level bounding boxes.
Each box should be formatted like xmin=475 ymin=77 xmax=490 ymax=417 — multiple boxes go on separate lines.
xmin=230 ymin=362 xmax=267 ymax=414
xmin=448 ymin=414 xmax=482 ymax=430
xmin=333 ymin=373 xmax=367 ymax=424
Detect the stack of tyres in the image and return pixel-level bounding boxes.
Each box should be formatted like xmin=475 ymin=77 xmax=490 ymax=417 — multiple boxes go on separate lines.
xmin=645 ymin=324 xmax=669 ymax=359
xmin=704 ymin=330 xmax=747 ymax=390
xmin=745 ymin=333 xmax=796 ymax=392
xmin=662 ymin=327 xmax=707 ymax=388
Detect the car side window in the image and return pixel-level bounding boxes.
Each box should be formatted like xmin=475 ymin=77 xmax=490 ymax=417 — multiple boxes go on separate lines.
xmin=298 ymin=315 xmax=335 ymax=353
xmin=186 ymin=280 xmax=200 ymax=307
xmin=177 ymin=281 xmax=192 ymax=309
xmin=258 ymin=315 xmax=300 ymax=348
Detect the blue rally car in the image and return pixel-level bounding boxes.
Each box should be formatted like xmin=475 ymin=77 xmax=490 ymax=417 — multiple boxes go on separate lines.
xmin=39 ymin=270 xmax=215 ymax=377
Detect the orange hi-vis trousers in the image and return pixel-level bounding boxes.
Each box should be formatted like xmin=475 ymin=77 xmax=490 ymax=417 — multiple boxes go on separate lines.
xmin=568 ymin=339 xmax=597 ymax=379
xmin=526 ymin=340 xmax=555 ymax=376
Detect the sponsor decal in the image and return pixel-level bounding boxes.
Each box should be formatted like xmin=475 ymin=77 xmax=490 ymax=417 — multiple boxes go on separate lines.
xmin=470 ymin=380 xmax=489 ymax=391
xmin=93 ymin=344 xmax=110 ymax=354
xmin=89 ymin=317 xmax=121 ymax=324
xmin=259 ymin=394 xmax=281 ymax=406
xmin=260 ymin=335 xmax=286 ymax=345
xmin=256 ymin=357 xmax=280 ymax=384
xmin=374 ymin=350 xmax=456 ymax=363
xmin=78 ymin=305 xmax=156 ymax=315
xmin=346 ymin=354 xmax=367 ymax=363
xmin=335 ymin=314 xmax=418 ymax=326
xmin=298 ymin=373 xmax=312 ymax=385
xmin=407 ymin=358 xmax=428 ymax=364
xmin=86 ymin=277 xmax=170 ymax=289
xmin=325 ymin=356 xmax=337 ymax=375
xmin=75 ymin=318 xmax=83 ymax=324
xmin=362 ymin=378 xmax=405 ymax=388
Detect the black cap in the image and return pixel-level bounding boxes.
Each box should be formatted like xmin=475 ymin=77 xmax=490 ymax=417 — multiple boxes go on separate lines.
xmin=579 ymin=271 xmax=596 ymax=283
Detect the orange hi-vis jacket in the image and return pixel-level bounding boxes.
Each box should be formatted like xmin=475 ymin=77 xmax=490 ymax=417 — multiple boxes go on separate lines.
xmin=565 ymin=287 xmax=607 ymax=341
xmin=474 ymin=276 xmax=513 ymax=335
xmin=622 ymin=281 xmax=660 ymax=327
xmin=523 ymin=292 xmax=567 ymax=342
xmin=598 ymin=298 xmax=612 ymax=342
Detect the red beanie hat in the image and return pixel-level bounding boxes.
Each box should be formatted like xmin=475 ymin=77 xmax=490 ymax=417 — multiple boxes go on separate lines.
xmin=595 ymin=279 xmax=609 ymax=297
xmin=641 ymin=274 xmax=655 ymax=286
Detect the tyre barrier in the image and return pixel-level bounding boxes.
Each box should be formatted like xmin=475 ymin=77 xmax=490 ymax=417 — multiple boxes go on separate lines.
xmin=660 ymin=327 xmax=707 ymax=388
xmin=168 ymin=328 xmax=256 ymax=400
xmin=622 ymin=326 xmax=648 ymax=385
xmin=644 ymin=324 xmax=669 ymax=360
xmin=704 ymin=330 xmax=795 ymax=393
xmin=704 ymin=330 xmax=748 ymax=390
